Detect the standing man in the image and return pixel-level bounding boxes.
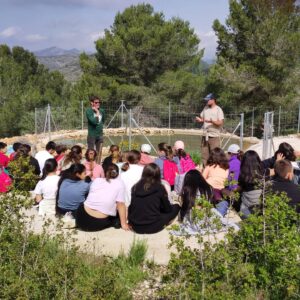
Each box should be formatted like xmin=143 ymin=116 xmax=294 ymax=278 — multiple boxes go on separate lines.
xmin=196 ymin=93 xmax=224 ymax=166
xmin=86 ymin=95 xmax=105 ymax=162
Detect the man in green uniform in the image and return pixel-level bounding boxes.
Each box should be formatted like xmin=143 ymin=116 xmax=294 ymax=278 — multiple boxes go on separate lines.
xmin=86 ymin=95 xmax=105 ymax=162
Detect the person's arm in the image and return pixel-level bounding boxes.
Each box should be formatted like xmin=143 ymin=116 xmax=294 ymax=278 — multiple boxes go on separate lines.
xmin=117 ymin=202 xmax=130 ymax=230
xmin=33 ymin=180 xmax=43 ymax=202
xmin=195 ymin=116 xmax=204 ymax=123
xmin=206 ymin=106 xmax=224 ymax=126
xmin=160 ymin=187 xmax=172 ymax=213
xmin=210 ymin=119 xmax=224 ymax=126
xmin=86 ymin=108 xmax=99 ymax=125
xmin=35 ymin=194 xmax=43 ymax=203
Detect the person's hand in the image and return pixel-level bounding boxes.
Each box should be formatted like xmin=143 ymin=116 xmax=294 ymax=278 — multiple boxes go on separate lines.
xmin=121 ymin=223 xmax=131 ymax=231
xmin=195 ymin=116 xmax=203 ymax=123
xmin=276 ymin=153 xmax=285 ymax=161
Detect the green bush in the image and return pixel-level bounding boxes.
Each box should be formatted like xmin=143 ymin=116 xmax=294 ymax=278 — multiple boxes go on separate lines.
xmin=159 ymin=192 xmax=300 ymax=299
xmin=8 ymin=156 xmax=39 ymax=191
xmin=189 ymin=151 xmax=201 ymax=165
xmin=0 ymin=191 xmax=148 ymax=299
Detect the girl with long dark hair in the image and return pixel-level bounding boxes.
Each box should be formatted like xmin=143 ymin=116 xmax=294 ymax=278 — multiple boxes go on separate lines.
xmin=128 ymin=163 xmax=180 ymax=234
xmin=60 ymin=145 xmax=84 ymax=171
xmin=238 ymin=150 xmax=265 ymax=218
xmin=202 ymin=147 xmax=229 ymax=202
xmin=180 ymin=169 xmax=213 ymax=221
xmin=76 ymin=163 xmax=129 ymax=231
xmin=34 ymin=158 xmax=60 ymax=216
xmin=56 ymin=163 xmax=91 ymax=216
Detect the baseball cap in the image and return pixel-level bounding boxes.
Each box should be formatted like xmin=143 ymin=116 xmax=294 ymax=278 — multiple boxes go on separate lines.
xmin=203 ymin=93 xmax=216 ymax=101
xmin=174 ymin=140 xmax=185 ymax=150
xmin=227 ymin=144 xmax=240 ymax=154
xmin=141 ymin=144 xmax=151 ymax=154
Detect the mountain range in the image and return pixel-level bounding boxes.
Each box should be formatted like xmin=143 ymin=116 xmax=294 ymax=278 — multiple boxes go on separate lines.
xmin=34 ymin=47 xmax=215 ymax=82
xmin=34 ymin=47 xmax=82 ymax=57
xmin=34 ymin=47 xmax=83 ymax=82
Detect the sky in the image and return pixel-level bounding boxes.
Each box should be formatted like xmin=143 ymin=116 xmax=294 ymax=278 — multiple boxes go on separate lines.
xmin=0 ymin=0 xmax=230 ymax=60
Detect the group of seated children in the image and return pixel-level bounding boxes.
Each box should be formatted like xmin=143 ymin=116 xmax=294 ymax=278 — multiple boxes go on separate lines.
xmin=1 ymin=139 xmax=299 ymax=234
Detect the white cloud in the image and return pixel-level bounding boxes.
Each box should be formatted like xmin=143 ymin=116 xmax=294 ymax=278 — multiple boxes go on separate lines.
xmin=24 ymin=34 xmax=47 ymax=42
xmin=0 ymin=26 xmax=20 ymax=37
xmin=196 ymin=30 xmax=217 ymax=59
xmin=89 ymin=30 xmax=105 ymax=42
xmin=203 ymin=30 xmax=216 ymax=38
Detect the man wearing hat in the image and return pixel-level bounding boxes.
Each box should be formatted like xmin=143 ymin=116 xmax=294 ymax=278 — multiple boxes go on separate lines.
xmin=196 ymin=93 xmax=224 ymax=166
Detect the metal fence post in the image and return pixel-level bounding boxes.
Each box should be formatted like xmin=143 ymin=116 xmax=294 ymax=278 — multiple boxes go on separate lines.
xmin=35 ymin=107 xmax=37 ymax=135
xmin=262 ymin=112 xmax=267 ymax=160
xmin=129 ymin=109 xmax=132 ymax=150
xmin=81 ymin=101 xmax=84 ymax=130
xmin=251 ymin=107 xmax=254 ymax=138
xmin=277 ymin=106 xmax=281 ymax=136
xmin=298 ymin=104 xmax=300 ymax=134
xmin=121 ymin=100 xmax=124 ymax=128
xmin=48 ymin=104 xmax=51 ymax=141
xmin=240 ymin=113 xmax=244 ymax=150
xmin=168 ymin=102 xmax=171 ymax=145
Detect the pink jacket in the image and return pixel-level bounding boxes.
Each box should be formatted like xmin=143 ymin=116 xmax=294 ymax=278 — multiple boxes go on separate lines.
xmin=139 ymin=153 xmax=154 ymax=166
xmin=85 ymin=162 xmax=105 ymax=180
xmin=0 ymin=152 xmax=9 ymax=168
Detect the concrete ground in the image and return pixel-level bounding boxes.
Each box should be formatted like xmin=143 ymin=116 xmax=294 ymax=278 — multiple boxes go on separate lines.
xmin=24 ymin=207 xmax=241 ymax=265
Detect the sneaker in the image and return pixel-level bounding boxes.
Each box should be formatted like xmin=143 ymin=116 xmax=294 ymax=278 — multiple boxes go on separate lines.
xmin=62 ymin=212 xmax=76 ymax=229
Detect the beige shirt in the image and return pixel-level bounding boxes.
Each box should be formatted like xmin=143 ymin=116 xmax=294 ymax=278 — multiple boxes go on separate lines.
xmin=200 ymin=105 xmax=224 ymax=137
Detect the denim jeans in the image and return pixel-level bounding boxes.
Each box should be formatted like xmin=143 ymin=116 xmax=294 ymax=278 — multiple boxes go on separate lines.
xmin=216 ymin=200 xmax=229 ymax=217
xmin=240 ymin=203 xmax=251 ymax=219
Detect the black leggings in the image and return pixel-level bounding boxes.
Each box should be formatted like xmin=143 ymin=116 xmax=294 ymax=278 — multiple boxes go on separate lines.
xmin=76 ymin=203 xmax=119 ymax=232
xmin=131 ymin=204 xmax=180 ymax=234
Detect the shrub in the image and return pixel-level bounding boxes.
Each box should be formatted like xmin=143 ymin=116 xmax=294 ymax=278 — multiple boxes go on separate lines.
xmin=8 ymin=156 xmax=39 ymax=191
xmin=0 ymin=191 xmax=148 ymax=299
xmin=159 ymin=192 xmax=300 ymax=299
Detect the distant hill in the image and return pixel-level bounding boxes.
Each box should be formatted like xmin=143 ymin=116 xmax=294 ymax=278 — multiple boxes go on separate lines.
xmin=34 ymin=47 xmax=83 ymax=82
xmin=34 ymin=47 xmax=81 ymax=57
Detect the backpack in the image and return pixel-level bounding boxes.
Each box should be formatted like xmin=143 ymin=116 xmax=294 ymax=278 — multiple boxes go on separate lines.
xmin=163 ymin=159 xmax=178 ymax=186
xmin=180 ymin=154 xmax=196 ymax=174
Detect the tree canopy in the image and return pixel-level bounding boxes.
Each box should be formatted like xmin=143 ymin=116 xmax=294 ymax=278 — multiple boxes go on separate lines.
xmin=72 ymin=3 xmax=206 ymax=116
xmin=95 ymin=4 xmax=202 ymax=86
xmin=0 ymin=45 xmax=69 ymax=137
xmin=210 ymin=0 xmax=300 ymax=110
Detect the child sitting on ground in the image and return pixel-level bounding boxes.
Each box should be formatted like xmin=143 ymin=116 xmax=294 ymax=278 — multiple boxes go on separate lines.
xmin=173 ymin=140 xmax=195 ymax=174
xmin=34 ymin=158 xmax=60 ymax=216
xmin=102 ymin=145 xmax=120 ymax=172
xmin=128 ymin=163 xmax=180 ymax=234
xmin=202 ymin=147 xmax=229 ymax=203
xmin=163 ymin=146 xmax=179 ymax=191
xmin=139 ymin=144 xmax=154 ymax=166
xmin=84 ymin=149 xmax=104 ymax=180
xmin=154 ymin=142 xmax=168 ymax=178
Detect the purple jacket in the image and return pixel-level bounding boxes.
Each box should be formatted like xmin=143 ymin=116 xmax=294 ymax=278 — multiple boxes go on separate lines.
xmin=228 ymin=155 xmax=240 ymax=190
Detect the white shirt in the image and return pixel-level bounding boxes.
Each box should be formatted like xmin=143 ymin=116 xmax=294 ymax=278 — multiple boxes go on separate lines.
xmin=120 ymin=164 xmax=143 ymax=206
xmin=34 ymin=175 xmax=60 ymax=215
xmin=200 ymin=105 xmax=224 ymax=137
xmin=35 ymin=150 xmax=54 ymax=175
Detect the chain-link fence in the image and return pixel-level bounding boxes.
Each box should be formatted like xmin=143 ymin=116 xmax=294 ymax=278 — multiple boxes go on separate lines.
xmin=33 ymin=101 xmax=300 ymax=152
